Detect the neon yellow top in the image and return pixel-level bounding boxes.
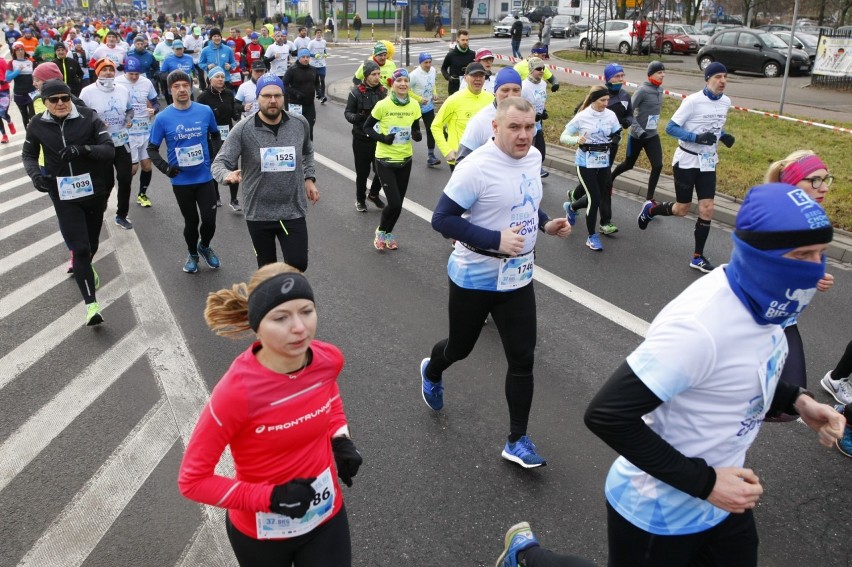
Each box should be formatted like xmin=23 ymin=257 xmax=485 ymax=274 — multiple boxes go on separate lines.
xmin=430 ymin=87 xmax=494 ymax=162
xmin=513 ymin=60 xmax=553 ymax=82
xmin=354 ymin=58 xmax=397 ymax=86
xmin=371 ymin=96 xmax=422 ymax=162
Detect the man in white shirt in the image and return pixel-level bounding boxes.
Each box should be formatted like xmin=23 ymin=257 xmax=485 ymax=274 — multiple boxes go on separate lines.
xmin=116 ymin=56 xmax=159 ymax=208
xmin=90 ymin=30 xmax=127 ymax=75
xmin=409 ymin=51 xmax=439 ymax=165
xmin=264 ymin=30 xmax=292 ymax=79
xmin=308 ymin=28 xmax=328 ymax=103
xmin=235 ymin=60 xmax=267 ymax=118
xmin=183 ymin=26 xmax=205 ymax=88
xmin=292 ymin=26 xmax=310 ymax=52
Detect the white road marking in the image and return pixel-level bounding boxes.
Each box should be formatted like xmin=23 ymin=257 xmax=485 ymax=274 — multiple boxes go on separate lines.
xmin=0 ymin=232 xmax=64 ymax=276
xmin=0 ymin=206 xmax=56 ymax=241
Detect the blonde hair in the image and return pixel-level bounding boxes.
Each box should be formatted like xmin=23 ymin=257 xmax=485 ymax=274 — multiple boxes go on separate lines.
xmin=204 ymin=262 xmax=301 ymax=337
xmin=580 ymin=85 xmax=609 ymax=111
xmin=764 ymin=150 xmax=815 ymax=183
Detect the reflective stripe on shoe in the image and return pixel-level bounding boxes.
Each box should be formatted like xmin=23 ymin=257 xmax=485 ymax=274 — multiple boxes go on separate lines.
xmin=501 ymin=435 xmax=546 ymax=468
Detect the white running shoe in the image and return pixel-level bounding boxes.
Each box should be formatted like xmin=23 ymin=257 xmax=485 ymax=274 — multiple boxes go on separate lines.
xmin=820 ymin=371 xmax=852 ymax=405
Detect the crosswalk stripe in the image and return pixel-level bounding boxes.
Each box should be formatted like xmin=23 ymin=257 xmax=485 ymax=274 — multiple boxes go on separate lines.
xmin=0 ymin=326 xmax=148 ymax=493
xmin=0 ymin=148 xmax=24 ymax=164
xmin=0 ymin=160 xmax=26 ymax=176
xmin=0 ymin=206 xmax=55 ymax=241
xmin=0 ymin=273 xmax=128 ymax=391
xmin=0 ymin=176 xmax=31 ymax=195
xmin=0 ymin=232 xmax=64 ymax=277
xmin=0 ymin=188 xmax=43 ymax=211
xmin=16 ymin=400 xmax=179 ymax=567
xmin=175 ymin=508 xmax=233 ymax=567
xmin=0 ymin=136 xmax=25 ymax=150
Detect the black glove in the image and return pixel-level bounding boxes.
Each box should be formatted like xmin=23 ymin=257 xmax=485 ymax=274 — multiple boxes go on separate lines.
xmin=550 ymin=82 xmax=559 ymax=92
xmin=269 ymin=477 xmax=317 ymax=519
xmin=58 ymin=144 xmax=91 ymax=162
xmin=411 ymin=129 xmax=422 ymax=143
xmin=166 ymin=165 xmax=181 ymax=178
xmin=331 ymin=437 xmax=363 ymax=488
xmin=34 ymin=174 xmax=56 ymax=193
xmin=379 ymin=133 xmax=396 ymax=145
xmin=541 ymin=109 xmax=549 ymax=121
xmin=638 ymin=130 xmax=649 ymax=140
xmin=535 ymin=112 xmax=543 ymax=122
xmin=619 ymin=118 xmax=631 ymax=129
xmin=694 ymin=132 xmax=717 ymax=145
xmin=719 ymin=133 xmax=735 ymax=148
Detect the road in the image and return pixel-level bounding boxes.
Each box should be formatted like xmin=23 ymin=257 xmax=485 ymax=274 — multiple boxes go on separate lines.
xmin=1 ymin=36 xmax=851 ymax=567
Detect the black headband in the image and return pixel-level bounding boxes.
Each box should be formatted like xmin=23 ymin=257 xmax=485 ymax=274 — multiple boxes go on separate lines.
xmin=588 ymin=89 xmax=608 ymax=103
xmin=734 ymin=226 xmax=834 ymax=250
xmin=248 ymin=273 xmax=315 ymax=331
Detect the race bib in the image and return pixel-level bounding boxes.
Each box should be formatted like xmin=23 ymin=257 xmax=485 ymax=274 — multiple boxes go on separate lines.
xmin=29 ymin=90 xmax=39 ymax=101
xmin=230 ymin=72 xmax=242 ymax=83
xmin=255 ymin=468 xmax=335 ymax=539
xmin=218 ymin=125 xmax=230 ymax=139
xmin=260 ymin=146 xmax=296 ymax=172
xmin=699 ymin=152 xmax=717 ymax=172
xmin=129 ymin=117 xmax=150 ymax=134
xmin=646 ymin=114 xmax=659 ymax=130
xmin=497 ymin=251 xmax=535 ymax=291
xmin=288 ymin=103 xmax=303 ymax=116
xmin=57 ymin=173 xmax=94 ymax=201
xmin=586 ymin=151 xmax=609 ymax=169
xmin=110 ymin=129 xmax=130 ymax=147
xmin=389 ymin=126 xmax=410 ymax=144
xmin=176 ymin=144 xmax=204 ymax=167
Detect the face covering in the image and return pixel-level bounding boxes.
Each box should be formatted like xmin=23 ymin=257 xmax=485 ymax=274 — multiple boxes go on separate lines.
xmin=97 ymin=77 xmax=115 ymax=90
xmin=703 ymin=86 xmax=722 ymax=100
xmin=606 ymin=82 xmax=622 ymax=92
xmin=390 ymin=90 xmax=409 ymax=106
xmin=648 ymin=76 xmax=663 ymax=86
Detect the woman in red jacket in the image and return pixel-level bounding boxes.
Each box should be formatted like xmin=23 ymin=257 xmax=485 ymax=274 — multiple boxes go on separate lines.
xmin=179 ymin=263 xmax=363 ymax=566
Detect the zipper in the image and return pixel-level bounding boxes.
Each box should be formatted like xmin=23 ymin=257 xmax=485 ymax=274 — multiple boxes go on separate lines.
xmin=59 ymin=117 xmax=73 ymax=176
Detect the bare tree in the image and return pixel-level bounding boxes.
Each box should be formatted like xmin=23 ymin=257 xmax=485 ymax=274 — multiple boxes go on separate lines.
xmin=682 ymin=0 xmax=705 ymax=25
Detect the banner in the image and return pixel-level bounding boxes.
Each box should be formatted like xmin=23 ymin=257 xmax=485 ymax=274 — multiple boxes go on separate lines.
xmin=813 ymin=36 xmax=852 ymax=77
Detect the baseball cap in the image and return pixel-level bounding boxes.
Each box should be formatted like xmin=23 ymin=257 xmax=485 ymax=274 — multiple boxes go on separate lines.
xmin=474 ymin=48 xmax=494 ymax=61
xmin=164 ymin=31 xmax=174 ymax=40
xmin=251 ymin=60 xmax=267 ymax=71
xmin=172 ymin=39 xmax=184 ymax=49
xmin=465 ymin=62 xmax=487 ymax=75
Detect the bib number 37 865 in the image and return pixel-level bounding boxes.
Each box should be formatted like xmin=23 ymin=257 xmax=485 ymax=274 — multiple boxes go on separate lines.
xmin=255 ymin=468 xmax=335 ymax=539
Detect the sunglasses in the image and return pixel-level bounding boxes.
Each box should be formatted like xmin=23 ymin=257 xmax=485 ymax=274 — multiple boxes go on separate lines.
xmin=47 ymin=95 xmax=72 ymax=103
xmin=802 ymin=175 xmax=834 ymax=189
xmin=534 ymin=67 xmax=545 ymax=71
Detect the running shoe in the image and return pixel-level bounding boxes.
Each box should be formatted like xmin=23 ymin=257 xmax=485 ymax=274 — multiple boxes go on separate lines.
xmin=197 ymin=242 xmax=221 ymax=269
xmin=689 ymin=255 xmax=715 ymax=273
xmin=384 ymin=233 xmax=398 ymax=250
xmin=114 ymin=216 xmax=133 ymax=230
xmin=355 ymin=200 xmax=367 ymax=213
xmin=230 ymin=199 xmax=243 ymax=212
xmin=420 ymin=358 xmax=443 ymax=410
xmin=821 ymin=372 xmax=852 ymax=405
xmin=183 ymin=253 xmax=200 ymax=273
xmin=67 ymin=256 xmax=74 ymax=274
xmin=562 ymin=201 xmax=576 ymax=226
xmin=367 ymin=193 xmax=385 ymax=209
xmin=92 ymin=265 xmax=99 ymax=290
xmin=637 ymin=200 xmax=654 ymax=230
xmin=320 ymin=96 xmax=328 ymax=104
xmin=501 ymin=435 xmax=547 ymax=468
xmin=495 ymin=521 xmax=540 ymax=567
xmin=837 ymin=405 xmax=852 ymax=458
xmin=599 ymin=223 xmax=619 ymax=235
xmin=1 ymin=135 xmax=7 ymax=144
xmin=85 ymin=302 xmax=104 ymax=326
xmin=137 ymin=193 xmax=152 ymax=207
xmin=585 ymin=234 xmax=603 ymax=251
xmin=216 ymin=198 xmax=222 ymax=207
xmin=373 ymin=228 xmax=386 ymax=251
xmin=427 ymin=155 xmax=442 ymax=167
xmin=540 ymin=169 xmax=549 ymax=178
xmin=8 ymin=122 xmax=15 ymax=135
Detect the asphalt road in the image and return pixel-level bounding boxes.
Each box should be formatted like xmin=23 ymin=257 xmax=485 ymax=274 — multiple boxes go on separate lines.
xmin=1 ymin=37 xmax=851 ymax=567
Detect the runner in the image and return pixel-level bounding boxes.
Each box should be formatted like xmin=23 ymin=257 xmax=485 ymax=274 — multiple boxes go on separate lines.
xmin=211 ymin=74 xmax=318 ymax=270
xmin=521 ymin=56 xmax=551 ymax=178
xmin=9 ymin=42 xmax=34 ymax=129
xmin=147 ymin=70 xmax=222 ymax=273
xmin=423 ymin=97 xmax=572 ymax=468
xmin=308 ymin=28 xmax=328 ymax=103
xmin=197 ymin=66 xmax=242 ymax=211
xmin=283 ymin=49 xmax=319 ymax=140
xmin=456 ymin=67 xmax=522 ymax=162
xmin=362 ymin=69 xmax=422 ymax=251
xmin=440 ymin=29 xmax=474 ymax=96
xmin=178 ymin=264 xmax=361 ymax=566
xmin=199 ymin=28 xmax=237 ymax=86
xmin=408 ymin=52 xmax=441 ymax=167
xmin=242 ymin=32 xmax=265 ymax=72
xmin=264 ymin=29 xmax=293 ymax=80
xmin=0 ymin=53 xmax=17 ymax=142
xmin=89 ymin=30 xmax=127 ymax=73
xmin=641 ymin=62 xmax=735 ymax=273
xmin=183 ymin=26 xmax=205 ymax=89
xmin=236 ymin=60 xmax=267 ymax=118
xmin=22 ymin=80 xmax=115 ymax=325
xmin=343 ymin=60 xmax=387 ymax=213
xmin=292 ymin=26 xmax=311 ymax=53
xmin=559 ymin=85 xmax=621 ymax=251
xmin=52 ymin=43 xmax=84 ymax=96
xmin=116 ymin=56 xmax=159 ymax=208
xmin=80 ymin=58 xmax=135 ymax=230
xmin=460 ymin=48 xmax=496 ymax=93
xmin=352 ymin=42 xmax=396 ymax=86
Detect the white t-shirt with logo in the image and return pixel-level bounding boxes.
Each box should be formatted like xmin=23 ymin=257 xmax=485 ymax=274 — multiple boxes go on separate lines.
xmin=115 ymin=74 xmax=157 ymax=138
xmin=521 ymin=77 xmax=547 ymax=132
xmin=79 ymin=83 xmax=132 ymax=146
xmin=308 ymin=38 xmax=327 ymax=68
xmin=670 ymin=90 xmax=731 ymax=169
xmin=236 ymin=80 xmax=258 ymax=118
xmin=264 ymin=42 xmax=292 ymax=76
xmin=607 ymin=267 xmax=787 ymax=536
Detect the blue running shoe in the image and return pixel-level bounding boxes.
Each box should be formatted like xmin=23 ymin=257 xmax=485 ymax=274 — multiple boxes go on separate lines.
xmin=585 ymin=234 xmax=603 ymax=251
xmin=183 ymin=253 xmax=200 ymax=274
xmin=637 ymin=200 xmax=655 ymax=230
xmin=421 ymin=358 xmax=443 ymax=411
xmin=501 ymin=435 xmax=547 ymax=468
xmin=689 ymin=255 xmax=715 ymax=273
xmin=496 ymin=522 xmax=540 ymax=567
xmin=197 ymin=242 xmax=221 ymax=269
xmin=836 ymin=405 xmax=852 ymax=458
xmin=562 ymin=201 xmax=576 ymax=226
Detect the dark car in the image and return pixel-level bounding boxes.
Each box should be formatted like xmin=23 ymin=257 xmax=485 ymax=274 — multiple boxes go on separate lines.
xmin=700 ymin=23 xmax=738 ymax=36
xmin=526 ymin=6 xmax=556 ymax=23
xmin=708 ymin=14 xmax=744 ymax=25
xmin=549 ymin=15 xmax=577 ymax=38
xmin=758 ymin=24 xmax=793 ymax=32
xmin=696 ymin=27 xmax=812 ymax=77
xmin=772 ymin=30 xmax=818 ymax=65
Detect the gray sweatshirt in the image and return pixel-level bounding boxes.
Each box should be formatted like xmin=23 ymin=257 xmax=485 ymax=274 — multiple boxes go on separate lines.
xmin=628 ymin=80 xmax=664 ymax=140
xmin=211 ymin=112 xmax=316 ymax=222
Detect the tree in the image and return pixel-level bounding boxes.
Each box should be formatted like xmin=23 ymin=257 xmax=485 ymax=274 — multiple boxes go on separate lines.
xmin=682 ymin=0 xmax=705 ymax=25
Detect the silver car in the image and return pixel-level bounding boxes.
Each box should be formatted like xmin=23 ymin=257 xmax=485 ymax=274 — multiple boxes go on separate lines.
xmin=578 ymin=19 xmax=641 ymax=54
xmin=493 ymin=16 xmax=532 ymax=38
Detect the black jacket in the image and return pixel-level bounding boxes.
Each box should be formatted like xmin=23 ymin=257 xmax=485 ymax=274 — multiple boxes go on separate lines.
xmin=510 ymin=20 xmax=524 ymax=40
xmin=440 ymin=45 xmax=475 ymax=82
xmin=344 ymin=81 xmax=387 ymax=140
xmin=22 ymin=104 xmax=115 ymax=200
xmin=52 ymin=56 xmax=84 ymax=92
xmin=283 ymin=61 xmax=318 ymax=106
xmin=197 ymin=86 xmax=241 ymax=126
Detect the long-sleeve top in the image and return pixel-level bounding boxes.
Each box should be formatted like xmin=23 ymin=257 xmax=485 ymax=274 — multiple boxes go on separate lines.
xmin=440 ymin=45 xmax=475 ymax=81
xmin=178 ymin=340 xmax=348 ymax=540
xmin=210 ymin=112 xmax=315 ymax=222
xmin=343 ymin=81 xmax=387 ymax=140
xmin=199 ymin=42 xmax=236 ymax=70
xmin=628 ymin=80 xmax=664 ymax=139
xmin=559 ymin=105 xmax=621 ymax=167
xmin=430 ymin=88 xmax=494 ymax=160
xmin=283 ymin=61 xmax=318 ymax=106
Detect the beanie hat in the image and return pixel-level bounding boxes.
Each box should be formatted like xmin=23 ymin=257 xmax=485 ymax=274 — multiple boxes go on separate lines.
xmin=172 ymin=39 xmax=184 ymax=49
xmin=210 ymin=27 xmax=221 ymax=37
xmin=779 ymin=155 xmax=828 ymax=187
xmin=474 ymin=48 xmax=494 ymax=61
xmin=528 ymin=56 xmax=544 ymax=73
xmin=297 ymin=48 xmax=311 ymax=58
xmin=362 ymin=59 xmax=380 ymax=78
xmin=255 ymin=73 xmax=285 ymax=97
xmin=167 ymin=69 xmax=191 ymax=89
xmin=373 ymin=41 xmax=388 ymax=55
xmin=33 ymin=63 xmax=64 ymax=82
xmin=704 ymin=61 xmax=726 ymax=81
xmin=40 ymin=79 xmax=72 ymax=98
xmin=387 ymin=68 xmax=409 ymax=86
xmin=493 ymin=67 xmax=522 ymax=91
xmin=94 ymin=58 xmax=116 ymax=75
xmin=647 ymin=60 xmax=665 ymax=76
xmin=604 ymin=63 xmax=623 ymax=82
xmin=418 ymin=52 xmax=432 ymax=63
xmin=249 ymin=32 xmax=259 ymax=39
xmin=124 ymin=56 xmax=141 ymax=72
xmin=207 ymin=66 xmax=226 ymax=79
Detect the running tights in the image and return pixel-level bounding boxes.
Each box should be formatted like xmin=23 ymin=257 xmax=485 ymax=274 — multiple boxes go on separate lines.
xmin=352 ymin=138 xmax=381 ymax=203
xmin=610 ymin=135 xmax=663 ymax=201
xmin=830 ymin=340 xmax=852 ymax=380
xmin=570 ymin=166 xmax=611 ymax=236
xmin=53 ymin=194 xmax=108 ymax=304
xmin=226 ymin=506 xmax=351 ymax=567
xmin=426 ymin=280 xmax=537 ymax=439
xmin=172 ymin=181 xmax=217 ymax=255
xmin=246 ymin=216 xmax=309 ymax=271
xmin=422 ymin=109 xmax=436 ymax=151
xmin=108 ymin=146 xmax=133 ymax=219
xmin=779 ymin=324 xmax=807 ymax=388
xmin=375 ymin=159 xmax=412 ymax=234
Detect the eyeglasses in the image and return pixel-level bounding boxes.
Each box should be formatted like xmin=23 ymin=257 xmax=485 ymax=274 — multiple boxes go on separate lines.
xmin=46 ymin=95 xmax=71 ymax=104
xmin=533 ymin=67 xmax=545 ymax=71
xmin=802 ymin=175 xmax=833 ymax=189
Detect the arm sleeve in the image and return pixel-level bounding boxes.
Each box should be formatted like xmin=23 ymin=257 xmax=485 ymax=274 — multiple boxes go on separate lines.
xmin=198 ymin=48 xmax=209 ymax=68
xmin=440 ymin=55 xmax=451 ymax=80
xmin=584 ymin=361 xmax=717 ymax=500
xmin=6 ymin=68 xmax=20 ymax=81
xmin=559 ymin=119 xmax=580 ymax=145
xmin=665 ymin=120 xmax=696 ymax=143
xmin=22 ymin=132 xmax=42 ymax=181
xmin=300 ymin=117 xmax=315 ymax=180
xmin=343 ymin=91 xmax=361 ymax=124
xmin=431 ymin=193 xmax=500 ymax=250
xmin=147 ymin=142 xmax=170 ymax=174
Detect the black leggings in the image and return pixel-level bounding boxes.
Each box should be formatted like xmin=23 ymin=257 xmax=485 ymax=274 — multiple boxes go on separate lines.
xmin=534 ymin=128 xmax=547 ymax=164
xmin=779 ymin=324 xmax=807 ymax=388
xmin=172 ymin=181 xmax=217 ymax=254
xmin=246 ymin=216 xmax=309 ymax=271
xmin=375 ymin=158 xmax=412 ymax=234
xmin=571 ymin=166 xmax=611 ymax=235
xmin=315 ymin=67 xmax=326 ymax=99
xmin=107 ymin=145 xmax=133 ymax=219
xmin=53 ymin=194 xmax=108 ymax=304
xmin=226 ymin=506 xmax=351 ymax=567
xmin=422 ymin=109 xmax=436 ymax=151
xmin=352 ymin=137 xmax=381 ymax=203
xmin=427 ymin=280 xmax=537 ymax=438
xmin=831 ymin=340 xmax=852 ymax=380
xmin=611 ymin=134 xmax=663 ymax=201
xmin=214 ymin=180 xmax=239 ymax=202
xmin=16 ymin=100 xmax=33 ymax=129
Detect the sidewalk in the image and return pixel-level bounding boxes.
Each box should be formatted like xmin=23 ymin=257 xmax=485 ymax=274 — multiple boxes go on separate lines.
xmin=327 ymin=77 xmax=852 ymax=264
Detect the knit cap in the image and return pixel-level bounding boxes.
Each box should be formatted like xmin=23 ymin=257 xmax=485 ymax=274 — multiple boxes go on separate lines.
xmin=373 ymin=41 xmax=388 ymax=55
xmin=704 ymin=61 xmax=726 ymax=81
xmin=604 ymin=63 xmax=623 ymax=82
xmin=362 ymin=59 xmax=380 ymax=77
xmin=493 ymin=67 xmax=522 ymax=90
xmin=33 ymin=63 xmax=64 ymax=82
xmin=208 ymin=66 xmax=226 ymax=78
xmin=647 ymin=60 xmax=665 ymax=76
xmin=256 ymin=73 xmax=285 ymax=96
xmin=167 ymin=69 xmax=191 ymax=88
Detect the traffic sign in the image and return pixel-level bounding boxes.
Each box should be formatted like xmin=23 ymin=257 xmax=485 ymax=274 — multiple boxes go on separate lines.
xmin=396 ymin=0 xmax=408 ymax=5
xmin=716 ymin=5 xmax=724 ymax=18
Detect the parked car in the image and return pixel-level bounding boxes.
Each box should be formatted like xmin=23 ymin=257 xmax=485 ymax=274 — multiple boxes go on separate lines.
xmin=650 ymin=24 xmax=699 ymax=54
xmin=573 ymin=18 xmax=591 ymax=33
xmin=772 ymin=30 xmax=818 ymax=65
xmin=663 ymin=23 xmax=711 ymax=47
xmin=700 ymin=23 xmax=738 ymax=36
xmin=549 ymin=15 xmax=578 ymax=38
xmin=696 ymin=27 xmax=812 ymax=77
xmin=526 ymin=6 xmax=557 ymax=24
xmin=758 ymin=24 xmax=792 ymax=32
xmin=708 ymin=14 xmax=744 ymax=25
xmin=577 ymin=19 xmax=639 ymax=54
xmin=493 ymin=15 xmax=532 ymax=37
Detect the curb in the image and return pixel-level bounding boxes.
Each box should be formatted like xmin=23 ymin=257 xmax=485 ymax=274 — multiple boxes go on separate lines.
xmin=327 ymin=78 xmax=852 ymax=265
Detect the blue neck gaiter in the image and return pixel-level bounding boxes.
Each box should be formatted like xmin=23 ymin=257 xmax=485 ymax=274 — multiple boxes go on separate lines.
xmin=606 ymin=82 xmax=622 ymax=93
xmin=703 ymin=86 xmax=722 ymax=100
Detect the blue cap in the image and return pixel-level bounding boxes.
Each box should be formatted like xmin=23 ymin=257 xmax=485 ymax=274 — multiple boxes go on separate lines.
xmin=172 ymin=39 xmax=184 ymax=49
xmin=256 ymin=73 xmax=285 ymax=97
xmin=604 ymin=63 xmax=624 ymax=82
xmin=208 ymin=66 xmax=225 ymax=78
xmin=493 ymin=67 xmax=522 ymax=90
xmin=704 ymin=61 xmax=727 ymax=81
xmin=249 ymin=32 xmax=259 ymax=39
xmin=297 ymin=48 xmax=311 ymax=58
xmin=124 ymin=56 xmax=141 ymax=72
xmin=419 ymin=52 xmax=432 ymax=63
